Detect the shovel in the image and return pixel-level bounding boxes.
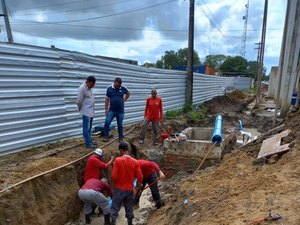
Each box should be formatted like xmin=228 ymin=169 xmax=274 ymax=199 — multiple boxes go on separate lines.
xmin=249 ymin=212 xmax=281 ymax=224
xmin=132 ymin=176 xmax=164 ymax=206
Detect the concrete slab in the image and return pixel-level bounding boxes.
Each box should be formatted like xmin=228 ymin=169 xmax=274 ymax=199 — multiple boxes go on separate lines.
xmin=257 ymin=129 xmax=291 ymax=159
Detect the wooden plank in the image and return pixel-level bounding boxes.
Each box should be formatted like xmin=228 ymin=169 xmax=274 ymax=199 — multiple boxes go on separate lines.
xmin=257 ymin=129 xmax=291 ymax=158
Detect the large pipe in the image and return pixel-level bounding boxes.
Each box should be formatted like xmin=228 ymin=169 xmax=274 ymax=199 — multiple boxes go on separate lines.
xmin=211 ymin=115 xmax=222 ymax=144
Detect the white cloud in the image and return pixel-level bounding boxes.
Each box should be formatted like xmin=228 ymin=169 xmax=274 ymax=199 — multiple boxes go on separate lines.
xmin=0 ymin=0 xmax=287 ymax=72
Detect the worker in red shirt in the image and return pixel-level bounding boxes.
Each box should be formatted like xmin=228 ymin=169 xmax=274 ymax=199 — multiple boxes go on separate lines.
xmin=111 ymin=142 xmax=143 ymax=225
xmin=84 ymin=148 xmax=114 ymax=183
xmin=78 ymin=178 xmax=113 ymax=225
xmin=139 ymin=89 xmax=163 ymax=145
xmin=137 ymin=159 xmax=165 ymax=209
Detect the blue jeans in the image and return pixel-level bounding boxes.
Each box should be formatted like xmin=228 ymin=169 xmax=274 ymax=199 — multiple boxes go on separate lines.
xmin=82 ymin=115 xmax=93 ymax=146
xmin=143 ymin=172 xmax=162 ymax=207
xmin=111 ymin=188 xmax=134 ymax=221
xmin=104 ymin=111 xmax=124 ymax=139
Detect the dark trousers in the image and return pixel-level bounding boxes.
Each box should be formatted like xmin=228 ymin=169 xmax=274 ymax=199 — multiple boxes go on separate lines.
xmin=111 ymin=188 xmax=134 ymax=221
xmin=143 ymin=172 xmax=161 ymax=207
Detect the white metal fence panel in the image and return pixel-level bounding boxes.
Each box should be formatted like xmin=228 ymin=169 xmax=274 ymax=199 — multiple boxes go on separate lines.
xmin=0 ymin=43 xmax=251 ymax=155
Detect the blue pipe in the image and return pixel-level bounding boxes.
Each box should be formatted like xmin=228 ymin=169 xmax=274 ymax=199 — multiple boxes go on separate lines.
xmin=211 ymin=115 xmax=222 ymax=144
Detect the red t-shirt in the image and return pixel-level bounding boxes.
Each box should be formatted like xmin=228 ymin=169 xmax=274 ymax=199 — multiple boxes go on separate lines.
xmin=138 ymin=160 xmax=160 ymax=179
xmin=84 ymin=155 xmax=110 ymax=183
xmin=112 ymin=155 xmax=143 ymax=190
xmin=81 ymin=178 xmax=113 ymax=197
xmin=144 ymin=96 xmax=163 ymax=121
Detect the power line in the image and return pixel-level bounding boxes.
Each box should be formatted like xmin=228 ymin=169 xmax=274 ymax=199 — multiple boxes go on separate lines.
xmin=195 ymin=0 xmax=238 ymax=53
xmin=8 ymin=20 xmax=284 ymax=33
xmin=13 ymin=0 xmax=176 ymax=24
xmin=16 ymin=0 xmax=136 ymax=16
xmin=15 ymin=0 xmax=97 ymax=12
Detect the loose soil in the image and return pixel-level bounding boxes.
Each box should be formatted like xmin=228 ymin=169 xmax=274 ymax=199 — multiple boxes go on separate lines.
xmin=1 ymin=89 xmax=300 ymax=225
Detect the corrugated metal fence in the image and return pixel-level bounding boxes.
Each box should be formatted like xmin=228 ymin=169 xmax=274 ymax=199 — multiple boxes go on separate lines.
xmin=0 ymin=43 xmax=252 ymax=155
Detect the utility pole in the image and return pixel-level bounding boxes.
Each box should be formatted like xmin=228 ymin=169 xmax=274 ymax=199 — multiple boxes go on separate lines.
xmin=254 ymin=42 xmax=261 ymax=105
xmin=186 ymin=0 xmax=194 ymax=104
xmin=240 ymin=0 xmax=249 ymax=57
xmin=255 ymin=0 xmax=268 ymax=106
xmin=1 ymin=0 xmax=13 ymax=43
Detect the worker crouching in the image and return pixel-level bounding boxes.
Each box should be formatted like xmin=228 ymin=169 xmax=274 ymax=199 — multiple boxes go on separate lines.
xmin=78 ymin=178 xmax=112 ymax=225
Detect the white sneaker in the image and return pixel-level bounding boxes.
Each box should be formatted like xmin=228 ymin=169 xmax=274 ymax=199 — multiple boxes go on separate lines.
xmin=138 ymin=140 xmax=144 ymax=144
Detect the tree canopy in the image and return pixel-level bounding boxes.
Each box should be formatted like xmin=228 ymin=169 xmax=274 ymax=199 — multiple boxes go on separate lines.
xmin=219 ymin=56 xmax=248 ymax=73
xmin=154 ymin=48 xmax=201 ymax=69
xmin=142 ymin=49 xmax=265 ymax=79
xmin=204 ymin=54 xmax=227 ymax=69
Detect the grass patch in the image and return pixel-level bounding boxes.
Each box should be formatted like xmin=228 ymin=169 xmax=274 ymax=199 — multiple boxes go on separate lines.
xmin=165 ymin=108 xmax=183 ymax=118
xmin=187 ymin=106 xmax=208 ymax=122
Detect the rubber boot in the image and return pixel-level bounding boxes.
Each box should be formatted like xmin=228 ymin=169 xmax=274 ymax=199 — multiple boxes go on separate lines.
xmin=104 ymin=213 xmax=111 ymax=225
xmin=127 ymin=218 xmax=133 ymax=225
xmin=156 ymin=201 xmax=162 ymax=209
xmin=85 ymin=213 xmax=91 ymax=224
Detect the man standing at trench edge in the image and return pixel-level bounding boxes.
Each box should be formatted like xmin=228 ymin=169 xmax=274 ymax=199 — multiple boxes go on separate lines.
xmin=76 ymin=76 xmax=98 ymax=148
xmin=103 ymin=77 xmax=130 ymax=143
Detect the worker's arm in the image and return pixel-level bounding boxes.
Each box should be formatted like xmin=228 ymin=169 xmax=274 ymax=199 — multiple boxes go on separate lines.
xmin=150 ymin=161 xmax=165 ymax=179
xmin=158 ymin=170 xmax=165 ymax=179
xmin=108 ymin=155 xmax=115 ymax=164
xmin=124 ymin=90 xmax=130 ymax=102
xmin=111 ymin=159 xmax=119 ymax=183
xmin=136 ymin=163 xmax=143 ymax=185
xmin=105 ymin=97 xmax=110 ymax=115
xmin=159 ymin=97 xmax=163 ymax=121
xmin=76 ymin=86 xmax=84 ymax=111
xmin=103 ymin=182 xmax=113 ymax=198
xmin=144 ymin=98 xmax=149 ymax=118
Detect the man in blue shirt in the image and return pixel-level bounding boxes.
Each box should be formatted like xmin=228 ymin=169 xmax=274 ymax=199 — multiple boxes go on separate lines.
xmin=103 ymin=77 xmax=130 ymax=142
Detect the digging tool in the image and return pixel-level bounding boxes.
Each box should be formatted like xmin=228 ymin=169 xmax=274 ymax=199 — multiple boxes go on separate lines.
xmin=249 ymin=212 xmax=282 ymax=224
xmin=132 ymin=176 xmax=164 ymax=206
xmin=192 ymin=141 xmax=217 ymax=177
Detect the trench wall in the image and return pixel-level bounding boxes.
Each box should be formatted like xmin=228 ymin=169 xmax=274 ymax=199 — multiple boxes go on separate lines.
xmin=0 ymin=165 xmax=82 ymax=225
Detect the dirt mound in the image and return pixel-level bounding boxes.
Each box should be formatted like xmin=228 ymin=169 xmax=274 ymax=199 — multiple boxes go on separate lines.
xmin=201 ymin=93 xmax=248 ymax=115
xmin=146 ymin=94 xmax=300 ymax=225
xmin=147 ymin=144 xmax=300 ymax=225
xmin=227 ymin=89 xmax=248 ymax=100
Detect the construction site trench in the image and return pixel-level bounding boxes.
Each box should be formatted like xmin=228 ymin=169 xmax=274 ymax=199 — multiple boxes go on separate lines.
xmin=1 ymin=89 xmax=300 ymax=225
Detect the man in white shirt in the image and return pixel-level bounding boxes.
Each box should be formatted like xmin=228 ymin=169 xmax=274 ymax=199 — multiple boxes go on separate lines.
xmin=76 ymin=76 xmax=97 ymax=148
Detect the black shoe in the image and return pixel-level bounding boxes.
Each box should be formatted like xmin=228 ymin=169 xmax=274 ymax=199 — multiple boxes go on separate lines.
xmin=85 ymin=214 xmax=91 ymax=224
xmin=104 ymin=213 xmax=111 ymax=225
xmin=86 ymin=144 xmax=98 ymax=149
xmin=156 ymin=201 xmax=163 ymax=209
xmin=127 ymin=218 xmax=133 ymax=225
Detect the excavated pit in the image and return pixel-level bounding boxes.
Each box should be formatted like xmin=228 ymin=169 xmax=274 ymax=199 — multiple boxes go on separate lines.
xmin=161 ymin=127 xmax=226 ymax=176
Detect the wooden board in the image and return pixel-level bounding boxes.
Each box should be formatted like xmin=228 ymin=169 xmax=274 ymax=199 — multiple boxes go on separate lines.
xmin=257 ymin=129 xmax=291 ymax=159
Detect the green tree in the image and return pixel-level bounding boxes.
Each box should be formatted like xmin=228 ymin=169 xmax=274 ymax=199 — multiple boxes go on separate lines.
xmin=156 ymin=48 xmax=200 ymax=69
xmin=156 ymin=60 xmax=163 ymax=68
xmin=142 ymin=62 xmax=156 ymax=68
xmin=246 ymin=60 xmax=258 ymax=79
xmin=219 ymin=56 xmax=248 ymax=74
xmin=204 ymin=54 xmax=227 ymax=69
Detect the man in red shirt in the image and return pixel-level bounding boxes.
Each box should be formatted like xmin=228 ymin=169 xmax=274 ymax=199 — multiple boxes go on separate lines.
xmin=111 ymin=142 xmax=143 ymax=225
xmin=137 ymin=159 xmax=165 ymax=209
xmin=78 ymin=178 xmax=113 ymax=225
xmin=139 ymin=89 xmax=163 ymax=145
xmin=84 ymin=148 xmax=114 ymax=183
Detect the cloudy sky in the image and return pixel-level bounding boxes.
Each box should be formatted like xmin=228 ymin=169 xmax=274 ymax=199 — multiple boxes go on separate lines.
xmin=0 ymin=0 xmax=286 ymax=73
